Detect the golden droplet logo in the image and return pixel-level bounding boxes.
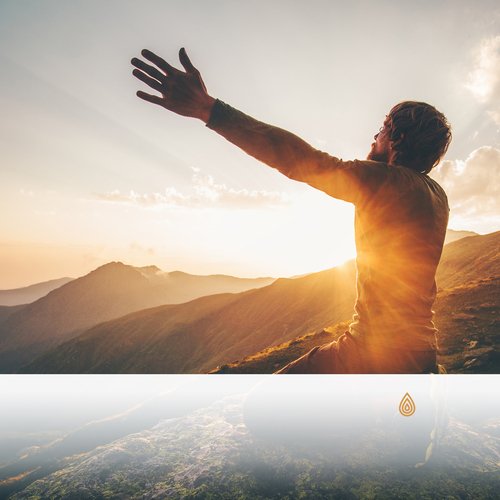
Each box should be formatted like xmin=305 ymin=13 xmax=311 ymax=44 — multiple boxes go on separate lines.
xmin=399 ymin=392 xmax=416 ymax=417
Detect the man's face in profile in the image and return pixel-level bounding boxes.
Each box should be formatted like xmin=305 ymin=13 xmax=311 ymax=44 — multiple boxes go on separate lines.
xmin=367 ymin=119 xmax=391 ymax=163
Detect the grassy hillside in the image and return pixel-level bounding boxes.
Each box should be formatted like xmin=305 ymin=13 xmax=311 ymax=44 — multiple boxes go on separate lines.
xmin=209 ymin=322 xmax=350 ymax=373
xmin=435 ymin=276 xmax=499 ymax=373
xmin=436 ymin=231 xmax=499 ymax=289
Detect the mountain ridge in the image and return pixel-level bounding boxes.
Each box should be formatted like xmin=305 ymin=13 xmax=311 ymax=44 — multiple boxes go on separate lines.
xmin=21 ymin=231 xmax=500 ymax=374
xmin=444 ymin=229 xmax=478 ymax=245
xmin=0 ymin=264 xmax=276 ymax=372
xmin=21 ymin=263 xmax=357 ymax=374
xmin=0 ymin=277 xmax=74 ymax=306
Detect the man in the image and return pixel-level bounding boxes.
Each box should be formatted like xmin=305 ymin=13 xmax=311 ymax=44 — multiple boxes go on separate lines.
xmin=131 ymin=48 xmax=452 ymax=374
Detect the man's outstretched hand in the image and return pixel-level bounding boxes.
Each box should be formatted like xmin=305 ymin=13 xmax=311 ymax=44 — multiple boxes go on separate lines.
xmin=131 ymin=48 xmax=215 ymax=122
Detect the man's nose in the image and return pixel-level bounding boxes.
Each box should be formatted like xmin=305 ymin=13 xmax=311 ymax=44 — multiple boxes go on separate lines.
xmin=373 ymin=133 xmax=379 ymax=141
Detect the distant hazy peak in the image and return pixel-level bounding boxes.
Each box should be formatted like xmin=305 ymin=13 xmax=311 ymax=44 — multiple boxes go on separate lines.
xmin=0 ymin=277 xmax=74 ymax=306
xmin=86 ymin=263 xmax=275 ymax=283
xmin=93 ymin=261 xmax=127 ymax=271
xmin=0 ymin=277 xmax=73 ymax=293
xmin=445 ymin=229 xmax=479 ymax=245
xmin=204 ymin=273 xmax=276 ymax=281
xmin=82 ymin=262 xmax=151 ymax=285
xmin=168 ymin=270 xmax=190 ymax=277
xmin=138 ymin=265 xmax=161 ymax=273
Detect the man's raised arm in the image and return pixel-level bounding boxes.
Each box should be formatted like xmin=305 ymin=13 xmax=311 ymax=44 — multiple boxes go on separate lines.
xmin=131 ymin=48 xmax=385 ymax=205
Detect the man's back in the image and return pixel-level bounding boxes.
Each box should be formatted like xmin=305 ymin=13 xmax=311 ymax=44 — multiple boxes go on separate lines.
xmin=206 ymin=100 xmax=450 ymax=371
xmin=348 ymin=162 xmax=449 ymax=351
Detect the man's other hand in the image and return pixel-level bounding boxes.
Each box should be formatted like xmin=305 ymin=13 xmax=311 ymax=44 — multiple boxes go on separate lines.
xmin=131 ymin=48 xmax=215 ymax=122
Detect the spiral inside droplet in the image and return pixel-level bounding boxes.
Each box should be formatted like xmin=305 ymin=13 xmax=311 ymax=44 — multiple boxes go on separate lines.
xmin=399 ymin=392 xmax=416 ymax=416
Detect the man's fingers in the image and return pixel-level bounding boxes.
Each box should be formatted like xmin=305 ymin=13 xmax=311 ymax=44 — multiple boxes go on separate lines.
xmin=179 ymin=47 xmax=198 ymax=74
xmin=131 ymin=58 xmax=165 ymax=82
xmin=132 ymin=69 xmax=165 ymax=94
xmin=136 ymin=91 xmax=164 ymax=106
xmin=141 ymin=49 xmax=178 ymax=75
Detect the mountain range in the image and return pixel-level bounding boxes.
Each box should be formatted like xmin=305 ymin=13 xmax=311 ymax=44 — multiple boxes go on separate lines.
xmin=0 ymin=265 xmax=274 ymax=372
xmin=13 ymin=230 xmax=499 ymax=374
xmin=212 ymin=231 xmax=500 ymax=373
xmin=20 ymin=263 xmax=356 ymax=374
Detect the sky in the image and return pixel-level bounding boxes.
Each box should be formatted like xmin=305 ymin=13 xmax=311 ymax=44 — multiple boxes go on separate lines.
xmin=1 ymin=0 xmax=499 ymax=288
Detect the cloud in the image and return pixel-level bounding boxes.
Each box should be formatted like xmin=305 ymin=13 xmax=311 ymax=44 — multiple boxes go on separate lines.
xmin=129 ymin=242 xmax=155 ymax=256
xmin=94 ymin=170 xmax=289 ymax=209
xmin=431 ymin=146 xmax=500 ymax=231
xmin=190 ymin=170 xmax=290 ymax=208
xmin=465 ymin=35 xmax=500 ymax=124
xmin=95 ymin=188 xmax=190 ymax=207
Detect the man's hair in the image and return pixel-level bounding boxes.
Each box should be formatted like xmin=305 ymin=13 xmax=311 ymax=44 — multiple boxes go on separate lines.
xmin=385 ymin=101 xmax=452 ymax=174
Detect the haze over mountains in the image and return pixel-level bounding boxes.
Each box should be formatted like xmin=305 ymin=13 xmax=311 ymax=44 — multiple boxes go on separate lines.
xmin=21 ymin=263 xmax=356 ymax=374
xmin=443 ymin=229 xmax=478 ymax=245
xmin=12 ymin=230 xmax=499 ymax=375
xmin=0 ymin=265 xmax=275 ymax=373
xmin=0 ymin=278 xmax=74 ymax=306
xmin=0 ymin=228 xmax=476 ymax=306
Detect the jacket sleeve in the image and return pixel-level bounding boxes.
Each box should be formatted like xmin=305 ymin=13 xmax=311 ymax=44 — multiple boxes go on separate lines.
xmin=206 ymin=99 xmax=390 ymax=206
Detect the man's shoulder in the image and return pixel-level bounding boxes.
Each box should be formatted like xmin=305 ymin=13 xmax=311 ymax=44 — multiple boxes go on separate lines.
xmin=349 ymin=159 xmax=391 ymax=169
xmin=425 ymin=171 xmax=446 ymax=192
xmin=341 ymin=159 xmax=392 ymax=179
xmin=351 ymin=162 xmax=448 ymax=202
xmin=389 ymin=165 xmax=449 ymax=207
xmin=385 ymin=164 xmax=444 ymax=189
